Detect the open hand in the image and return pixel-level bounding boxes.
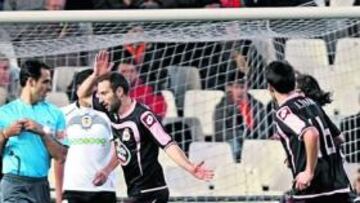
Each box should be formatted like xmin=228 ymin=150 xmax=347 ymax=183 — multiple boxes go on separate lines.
xmin=94 ymin=50 xmax=112 ymax=77
xmin=191 ymin=161 xmax=214 ymax=181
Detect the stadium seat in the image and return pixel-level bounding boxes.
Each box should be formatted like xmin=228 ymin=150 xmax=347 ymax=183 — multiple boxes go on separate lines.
xmin=52 ymin=66 xmax=89 ymax=92
xmin=184 ymin=90 xmax=224 ymax=139
xmin=166 ymin=66 xmax=202 ymax=112
xmin=242 ymin=140 xmax=292 ymax=192
xmin=344 ymin=162 xmax=359 ymax=186
xmin=165 ymin=164 xmax=263 ymax=196
xmin=189 ymin=142 xmax=234 ymax=168
xmin=335 ymin=38 xmax=360 ymax=74
xmin=285 ymin=39 xmax=329 ymax=78
xmin=330 ymin=0 xmax=354 ymax=6
xmin=248 ymin=89 xmax=272 ymax=106
xmin=161 ymin=90 xmax=178 ymax=118
xmin=318 ymin=38 xmax=360 ymax=116
xmin=0 ymin=87 xmax=7 ymax=106
xmin=46 ymin=92 xmax=70 ymax=107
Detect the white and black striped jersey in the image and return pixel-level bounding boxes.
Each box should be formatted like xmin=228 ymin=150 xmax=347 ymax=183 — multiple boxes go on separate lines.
xmin=93 ymin=96 xmax=174 ymax=197
xmin=275 ymin=93 xmax=350 ymax=199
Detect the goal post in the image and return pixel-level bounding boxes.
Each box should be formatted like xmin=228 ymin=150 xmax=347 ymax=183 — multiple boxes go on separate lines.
xmin=1 ymin=7 xmax=359 ymax=203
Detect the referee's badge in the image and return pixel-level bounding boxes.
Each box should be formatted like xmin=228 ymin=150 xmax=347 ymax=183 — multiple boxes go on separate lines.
xmin=81 ymin=115 xmax=93 ymax=129
xmin=122 ymin=128 xmax=131 ymax=142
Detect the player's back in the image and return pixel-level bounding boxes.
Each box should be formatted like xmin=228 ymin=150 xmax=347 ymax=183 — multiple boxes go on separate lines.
xmin=275 ymin=93 xmax=350 ymax=198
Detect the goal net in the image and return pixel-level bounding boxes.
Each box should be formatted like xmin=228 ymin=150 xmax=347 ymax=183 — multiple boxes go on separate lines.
xmin=0 ymin=8 xmax=359 ymax=202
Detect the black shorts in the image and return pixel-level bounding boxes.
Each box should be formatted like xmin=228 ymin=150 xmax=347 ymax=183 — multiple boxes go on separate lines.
xmin=127 ymin=188 xmax=169 ymax=203
xmin=63 ymin=190 xmax=116 ymax=203
xmin=294 ymin=193 xmax=352 ymax=203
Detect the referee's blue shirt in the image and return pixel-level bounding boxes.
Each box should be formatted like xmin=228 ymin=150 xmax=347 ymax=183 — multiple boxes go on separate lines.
xmin=0 ymin=99 xmax=66 ymax=178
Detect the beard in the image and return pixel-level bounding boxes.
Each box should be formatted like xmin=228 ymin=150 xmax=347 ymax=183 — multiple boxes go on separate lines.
xmin=109 ymin=98 xmax=121 ymax=113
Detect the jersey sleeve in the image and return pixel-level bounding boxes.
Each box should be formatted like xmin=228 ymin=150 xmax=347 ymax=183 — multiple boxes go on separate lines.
xmin=55 ymin=110 xmax=69 ymax=146
xmin=140 ymin=111 xmax=175 ymax=149
xmin=323 ymin=110 xmax=341 ymax=138
xmin=276 ymin=106 xmax=313 ymax=140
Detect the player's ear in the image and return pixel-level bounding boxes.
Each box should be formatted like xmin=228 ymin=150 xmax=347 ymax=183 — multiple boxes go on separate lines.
xmin=115 ymin=86 xmax=124 ymax=97
xmin=268 ymin=84 xmax=274 ymax=93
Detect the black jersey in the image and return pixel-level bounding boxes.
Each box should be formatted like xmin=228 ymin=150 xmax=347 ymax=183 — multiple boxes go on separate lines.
xmin=274 ymin=93 xmax=350 ymax=199
xmin=93 ymin=97 xmax=174 ymax=196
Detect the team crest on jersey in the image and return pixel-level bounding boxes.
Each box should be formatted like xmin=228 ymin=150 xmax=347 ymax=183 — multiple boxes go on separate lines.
xmin=278 ymin=107 xmax=292 ymax=120
xmin=81 ymin=115 xmax=93 ymax=129
xmin=122 ymin=128 xmax=131 ymax=142
xmin=142 ymin=113 xmax=156 ymax=127
xmin=113 ymin=138 xmax=131 ymax=166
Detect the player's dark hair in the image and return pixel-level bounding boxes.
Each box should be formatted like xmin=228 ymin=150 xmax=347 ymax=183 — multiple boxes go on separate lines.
xmin=20 ymin=60 xmax=51 ymax=87
xmin=97 ymin=72 xmax=130 ymax=95
xmin=265 ymin=61 xmax=296 ymax=94
xmin=227 ymin=70 xmax=246 ymax=85
xmin=67 ymin=69 xmax=94 ymax=102
xmin=296 ymin=74 xmax=332 ymax=106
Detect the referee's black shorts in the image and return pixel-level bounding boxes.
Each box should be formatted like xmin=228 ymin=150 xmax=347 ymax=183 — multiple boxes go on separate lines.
xmin=63 ymin=190 xmax=116 ymax=203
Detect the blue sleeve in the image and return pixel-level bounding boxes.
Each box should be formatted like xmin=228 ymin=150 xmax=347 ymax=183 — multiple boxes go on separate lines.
xmin=0 ymin=110 xmax=5 ymax=130
xmin=55 ymin=110 xmax=69 ymax=146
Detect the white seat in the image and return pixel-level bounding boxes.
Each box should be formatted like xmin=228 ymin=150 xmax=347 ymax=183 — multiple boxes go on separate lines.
xmin=330 ymin=0 xmax=354 ymax=6
xmin=46 ymin=92 xmax=70 ymax=107
xmin=285 ymin=39 xmax=329 ymax=78
xmin=0 ymin=87 xmax=7 ymax=106
xmin=52 ymin=66 xmax=89 ymax=92
xmin=161 ymin=90 xmax=178 ymax=118
xmin=248 ymin=89 xmax=272 ymax=106
xmin=318 ymin=39 xmax=360 ymax=116
xmin=166 ymin=66 xmax=201 ymax=110
xmin=184 ymin=90 xmax=224 ymax=138
xmin=164 ymin=164 xmax=262 ymax=196
xmin=242 ymin=140 xmax=292 ymax=192
xmin=189 ymin=142 xmax=234 ymax=169
xmin=344 ymin=162 xmax=359 ymax=186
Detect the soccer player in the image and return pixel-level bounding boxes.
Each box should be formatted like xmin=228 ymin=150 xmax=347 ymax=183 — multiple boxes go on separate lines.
xmin=77 ymin=51 xmax=214 ymax=203
xmin=265 ymin=61 xmax=352 ymax=203
xmin=56 ymin=69 xmax=119 ymax=203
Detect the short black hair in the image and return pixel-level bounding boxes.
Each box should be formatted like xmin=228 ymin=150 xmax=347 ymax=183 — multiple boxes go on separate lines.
xmin=97 ymin=72 xmax=129 ymax=95
xmin=20 ymin=60 xmax=51 ymax=87
xmin=265 ymin=61 xmax=295 ymax=94
xmin=67 ymin=69 xmax=94 ymax=102
xmin=227 ymin=71 xmax=246 ymax=85
xmin=296 ymin=74 xmax=332 ymax=106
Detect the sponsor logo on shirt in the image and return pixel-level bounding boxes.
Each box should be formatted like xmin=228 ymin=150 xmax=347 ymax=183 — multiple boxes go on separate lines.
xmin=142 ymin=113 xmax=156 ymax=128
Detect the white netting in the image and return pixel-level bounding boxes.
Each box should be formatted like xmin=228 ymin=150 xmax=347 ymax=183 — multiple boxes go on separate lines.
xmin=0 ymin=15 xmax=359 ymax=202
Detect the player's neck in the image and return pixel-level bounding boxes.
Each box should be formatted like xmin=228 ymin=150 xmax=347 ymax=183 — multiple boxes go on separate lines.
xmin=275 ymin=90 xmax=296 ymax=106
xmin=118 ymin=96 xmax=133 ymax=117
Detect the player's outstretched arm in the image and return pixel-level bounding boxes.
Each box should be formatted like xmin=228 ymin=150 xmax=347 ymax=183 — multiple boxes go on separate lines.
xmin=77 ymin=50 xmax=112 ymax=106
xmin=295 ymin=127 xmax=319 ymax=191
xmin=165 ymin=144 xmax=214 ymax=181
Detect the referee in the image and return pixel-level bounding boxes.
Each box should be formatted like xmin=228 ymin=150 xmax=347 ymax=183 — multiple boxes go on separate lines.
xmin=0 ymin=60 xmax=67 ymax=203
